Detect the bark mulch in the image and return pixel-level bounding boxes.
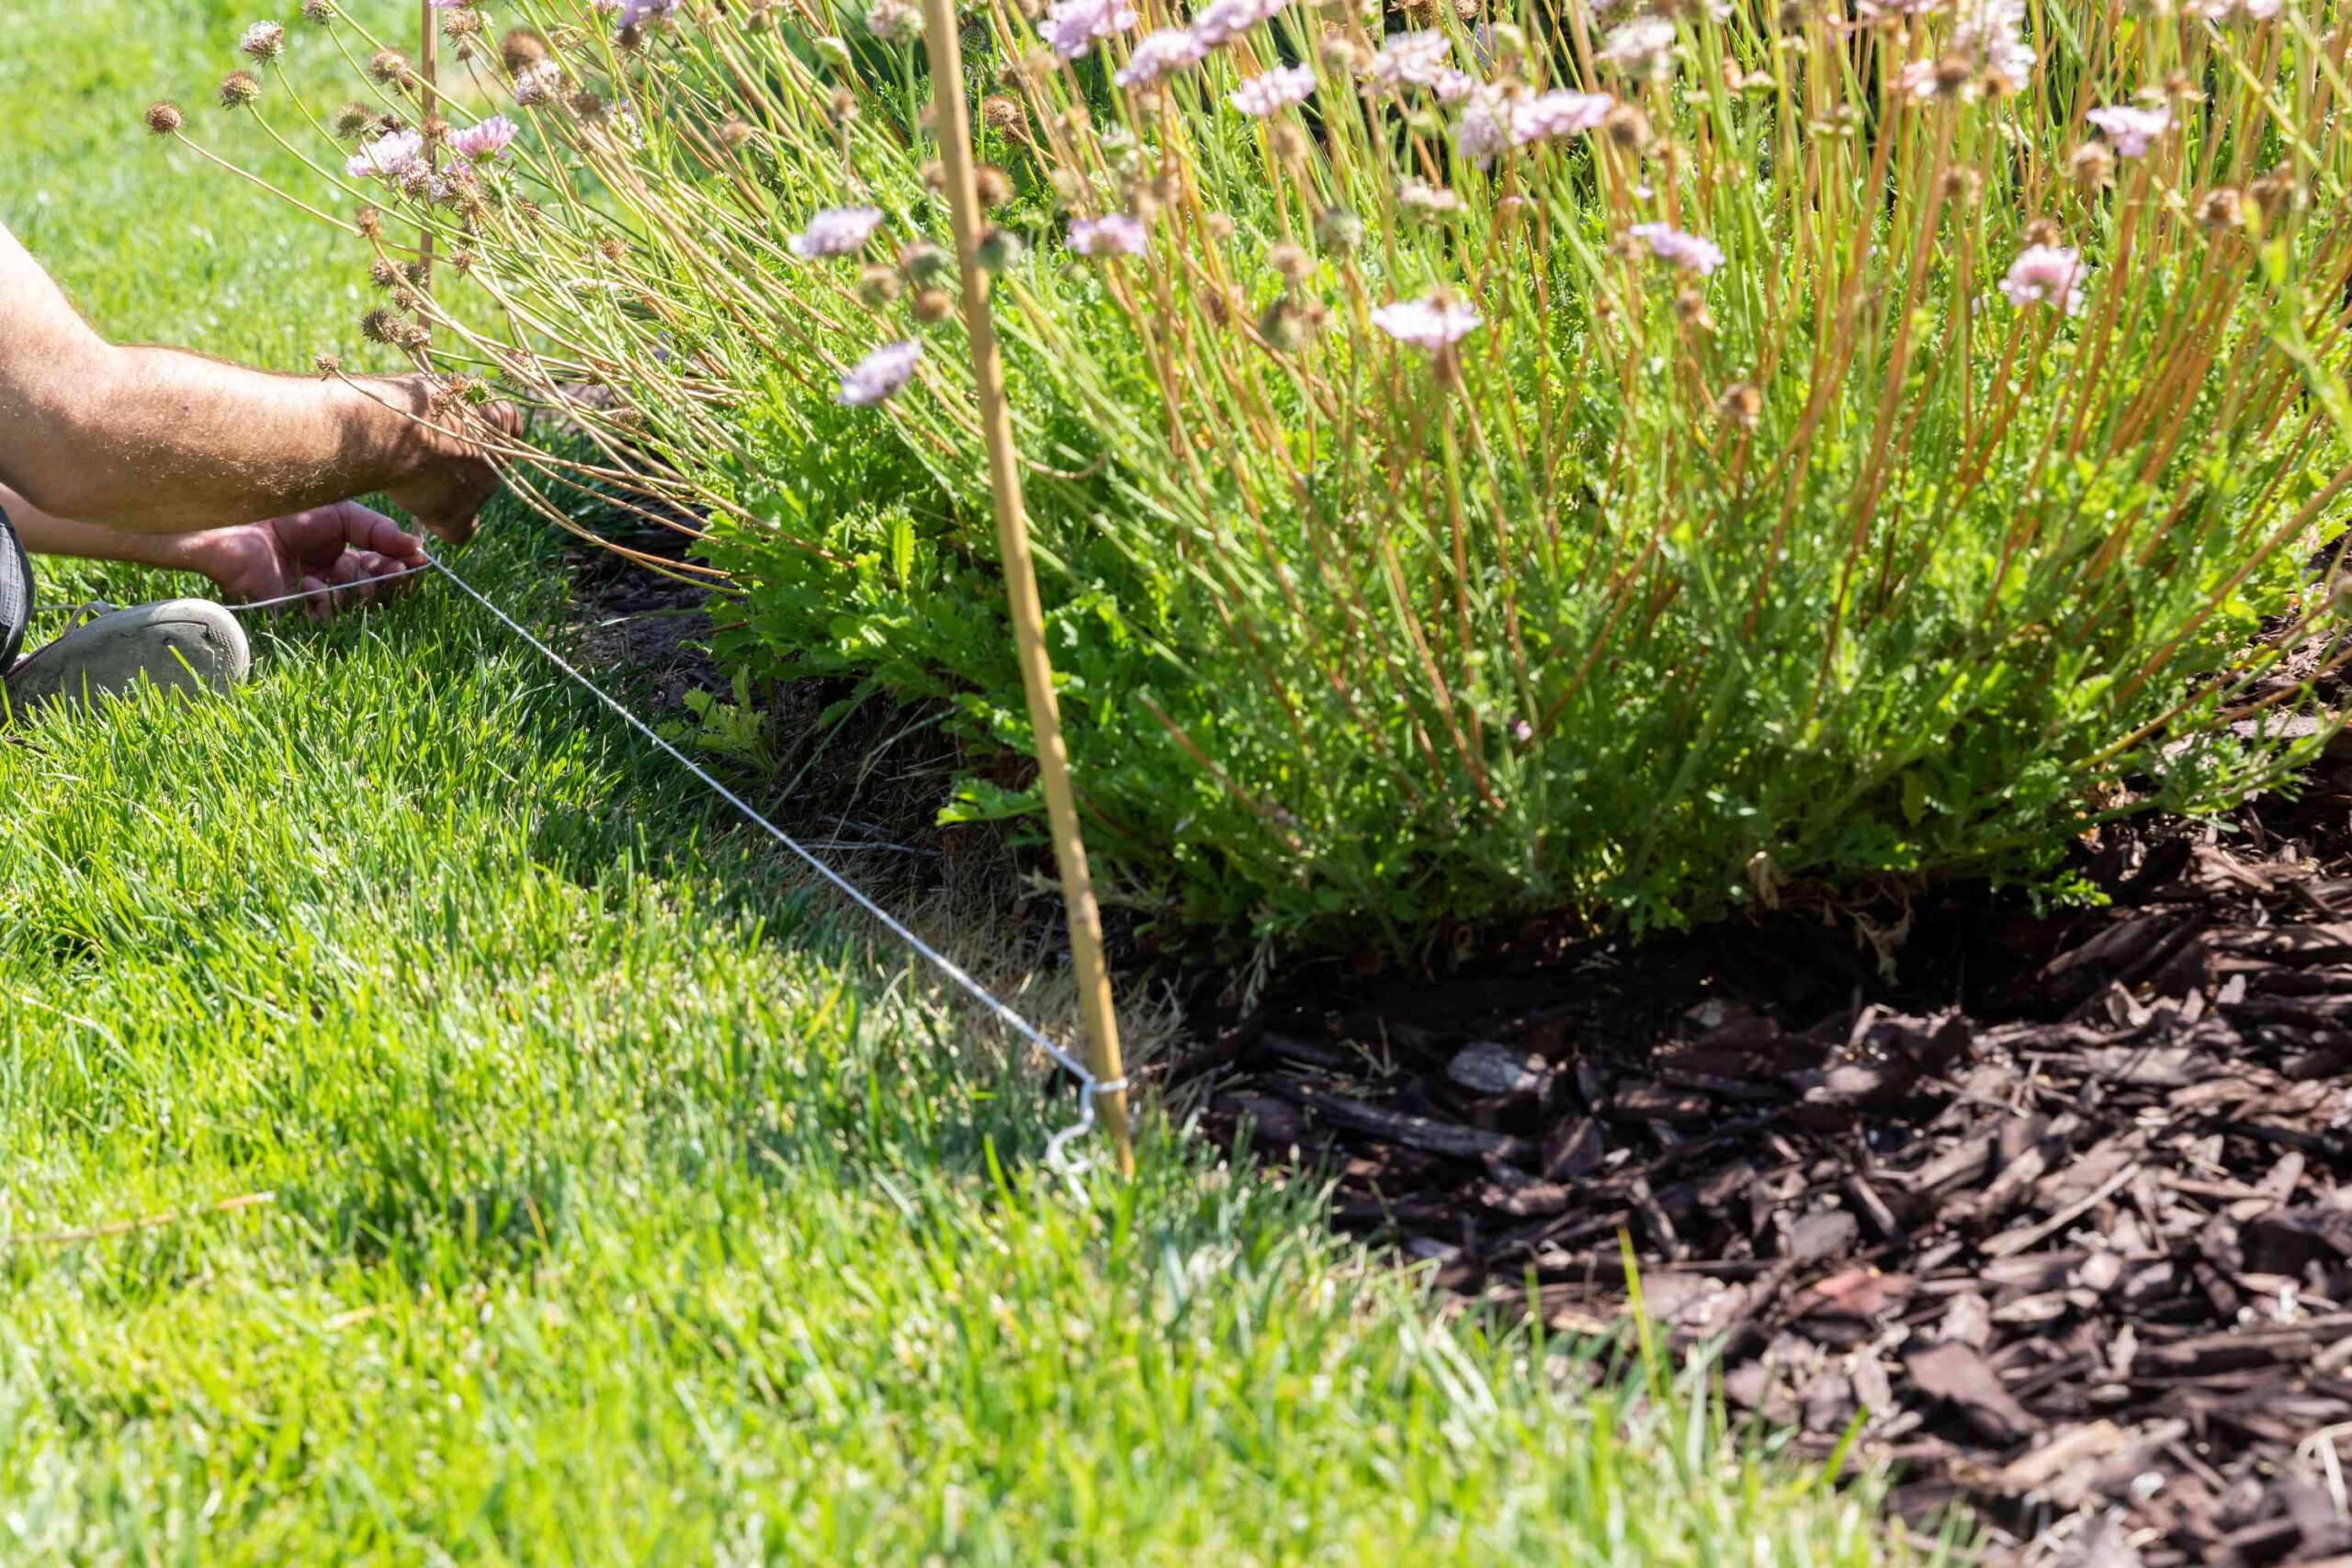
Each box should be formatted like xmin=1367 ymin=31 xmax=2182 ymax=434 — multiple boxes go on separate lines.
xmin=1174 ymin=759 xmax=2352 ymax=1563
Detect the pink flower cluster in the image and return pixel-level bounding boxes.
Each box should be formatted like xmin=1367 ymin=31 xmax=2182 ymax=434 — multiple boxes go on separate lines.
xmin=2086 ymin=103 xmax=2170 ymax=156
xmin=839 ymin=340 xmax=922 ymax=406
xmin=1371 ymin=293 xmax=1482 ymax=354
xmin=1628 ymin=222 xmax=1725 ymax=276
xmin=617 ymin=0 xmax=679 ymax=28
xmin=448 ymin=114 xmax=518 ymax=161
xmin=1511 ymin=90 xmax=1612 ymax=145
xmin=1068 ymin=213 xmax=1149 ymax=256
xmin=792 ymin=205 xmax=886 ymax=259
xmin=347 ymin=128 xmax=427 ymax=184
xmin=1999 ymin=244 xmax=2087 ymax=314
xmin=1115 ymin=27 xmax=1209 ymax=87
xmin=1229 ymin=64 xmax=1316 ymax=116
xmin=1191 ymin=0 xmax=1288 ymax=46
xmin=1367 ymin=30 xmax=1454 ymax=89
xmin=1046 ymin=0 xmax=1138 ymax=59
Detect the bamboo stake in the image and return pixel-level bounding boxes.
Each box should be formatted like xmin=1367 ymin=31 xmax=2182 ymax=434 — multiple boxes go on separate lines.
xmin=416 ymin=0 xmax=437 ymax=292
xmin=918 ymin=0 xmax=1135 ymax=1175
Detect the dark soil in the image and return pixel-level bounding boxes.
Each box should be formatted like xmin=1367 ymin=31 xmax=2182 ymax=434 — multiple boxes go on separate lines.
xmin=1174 ymin=749 xmax=2352 ymax=1564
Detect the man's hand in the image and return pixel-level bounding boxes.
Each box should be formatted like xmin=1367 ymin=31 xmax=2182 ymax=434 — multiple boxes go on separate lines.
xmin=182 ymin=502 xmax=428 ymax=620
xmin=379 ymin=379 xmax=524 ymax=546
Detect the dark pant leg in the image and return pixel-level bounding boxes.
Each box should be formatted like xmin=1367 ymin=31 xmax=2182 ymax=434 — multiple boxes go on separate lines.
xmin=0 ymin=503 xmax=31 ymax=673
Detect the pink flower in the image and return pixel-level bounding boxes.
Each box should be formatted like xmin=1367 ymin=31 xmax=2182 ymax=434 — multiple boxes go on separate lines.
xmin=1598 ymin=17 xmax=1676 ymax=79
xmin=838 ymin=341 xmax=922 ymax=406
xmin=1367 ymin=30 xmax=1453 ymax=89
xmin=1191 ymin=0 xmax=1287 ymax=46
xmin=1454 ymin=93 xmax=1510 ymax=163
xmin=1627 ymin=221 xmax=1725 ymax=275
xmin=792 ymin=205 xmax=885 ymax=259
xmin=1999 ymin=243 xmax=2088 ymax=313
xmin=1114 ymin=27 xmax=1208 ymax=87
xmin=347 ymin=128 xmax=426 ymax=183
xmin=1228 ymin=63 xmax=1317 ymax=115
xmin=618 ymin=0 xmax=678 ymax=27
xmin=1510 ymin=89 xmax=1612 ymax=145
xmin=1371 ymin=293 xmax=1482 ymax=354
xmin=1069 ymin=213 xmax=1150 ymax=256
xmin=2188 ymin=0 xmax=2280 ymax=19
xmin=240 ymin=22 xmax=287 ymax=62
xmin=1431 ymin=69 xmax=1481 ymax=105
xmin=1045 ymin=0 xmax=1137 ymax=58
xmin=2086 ymin=103 xmax=2170 ymax=156
xmin=448 ymin=114 xmax=518 ymax=160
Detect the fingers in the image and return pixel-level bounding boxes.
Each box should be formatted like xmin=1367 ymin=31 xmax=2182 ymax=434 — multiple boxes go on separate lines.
xmin=334 ymin=501 xmax=426 ymax=565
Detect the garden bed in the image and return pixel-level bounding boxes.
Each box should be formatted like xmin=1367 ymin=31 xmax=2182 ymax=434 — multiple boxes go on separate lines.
xmin=1175 ymin=721 xmax=2352 ymax=1562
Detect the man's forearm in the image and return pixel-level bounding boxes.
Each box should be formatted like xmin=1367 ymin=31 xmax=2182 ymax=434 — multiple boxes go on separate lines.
xmin=0 ymin=220 xmax=494 ymax=540
xmin=0 ymin=485 xmax=208 ymax=571
xmin=6 ymin=340 xmax=442 ymax=536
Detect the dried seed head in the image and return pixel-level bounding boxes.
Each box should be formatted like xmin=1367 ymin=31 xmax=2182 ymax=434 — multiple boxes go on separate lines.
xmin=1674 ymin=287 xmax=1713 ymax=332
xmin=144 ymin=101 xmax=185 ymax=137
xmin=859 ymin=264 xmax=905 ymax=305
xmin=1257 ymin=295 xmax=1327 ymax=353
xmin=2022 ymin=216 xmax=2062 ymax=247
xmin=359 ymin=306 xmax=404 ymax=344
xmin=2197 ymin=186 xmax=2243 ymax=230
xmin=1313 ymin=206 xmax=1363 ymax=255
xmin=1603 ymin=101 xmax=1649 ymax=149
xmin=974 ymin=226 xmax=1026 ymax=273
xmin=974 ymin=164 xmax=1013 ymax=208
xmin=2250 ymin=169 xmax=2304 ymax=221
xmin=1317 ymin=33 xmax=1368 ymax=74
xmin=218 ymin=71 xmax=263 ymax=108
xmin=441 ymin=7 xmax=484 ymax=39
xmin=1716 ymin=380 xmax=1762 ymax=431
xmin=420 ymin=114 xmax=450 ymax=146
xmin=355 ymin=204 xmax=383 ymax=239
xmin=1932 ymin=52 xmax=1973 ymax=93
xmin=595 ymin=237 xmax=629 ymax=265
xmin=314 ymin=352 xmax=342 ymax=376
xmin=921 ymin=159 xmax=947 ymax=192
xmin=241 ymin=22 xmax=287 ymax=62
xmin=514 ymin=62 xmax=563 ymax=105
xmin=718 ymin=116 xmax=754 ymax=148
xmin=333 ymin=100 xmax=374 ymax=138
xmin=1267 ymin=241 xmax=1312 ymax=284
xmin=828 ymin=87 xmax=860 ymax=123
xmin=1938 ymin=165 xmax=1982 ymax=206
xmin=368 ymin=47 xmax=410 ymax=85
xmin=901 ymin=241 xmax=956 ymax=287
xmin=302 ymin=0 xmax=335 ymax=22
xmin=910 ymin=286 xmax=956 ymax=323
xmin=1269 ymin=122 xmax=1310 ymax=164
xmin=1203 ymin=211 xmax=1237 ymax=241
xmin=2162 ymin=68 xmax=2200 ymax=103
xmin=979 ymin=94 xmax=1028 ymax=140
xmin=502 ymin=28 xmax=549 ymax=72
xmin=369 ymin=256 xmax=407 ymax=290
xmin=2068 ymin=141 xmax=2115 ymax=195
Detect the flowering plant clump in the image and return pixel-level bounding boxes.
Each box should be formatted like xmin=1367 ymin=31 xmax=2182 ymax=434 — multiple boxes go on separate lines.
xmin=172 ymin=0 xmax=2352 ymax=949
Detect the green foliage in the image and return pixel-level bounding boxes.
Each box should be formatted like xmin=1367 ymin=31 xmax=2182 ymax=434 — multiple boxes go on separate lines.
xmin=220 ymin=0 xmax=2352 ymax=953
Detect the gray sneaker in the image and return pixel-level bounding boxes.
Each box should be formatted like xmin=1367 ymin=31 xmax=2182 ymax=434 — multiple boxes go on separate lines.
xmin=3 ymin=600 xmax=252 ymax=720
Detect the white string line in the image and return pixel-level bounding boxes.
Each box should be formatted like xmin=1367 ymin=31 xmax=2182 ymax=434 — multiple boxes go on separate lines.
xmin=28 ymin=556 xmax=1126 ymax=1167
xmin=413 ymin=554 xmax=1125 ymax=1172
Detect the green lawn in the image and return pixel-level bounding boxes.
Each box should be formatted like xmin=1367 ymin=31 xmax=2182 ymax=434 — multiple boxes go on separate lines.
xmin=0 ymin=4 xmax=1920 ymax=1562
